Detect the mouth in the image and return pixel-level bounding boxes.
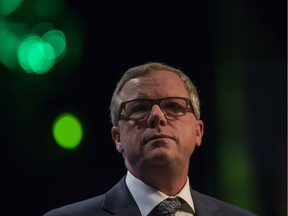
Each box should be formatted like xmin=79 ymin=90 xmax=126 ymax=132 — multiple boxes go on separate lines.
xmin=143 ymin=134 xmax=175 ymax=145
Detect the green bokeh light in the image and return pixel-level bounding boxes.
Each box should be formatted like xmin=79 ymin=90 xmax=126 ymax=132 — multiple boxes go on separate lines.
xmin=17 ymin=28 xmax=66 ymax=74
xmin=0 ymin=24 xmax=20 ymax=69
xmin=42 ymin=30 xmax=66 ymax=58
xmin=52 ymin=113 xmax=83 ymax=150
xmin=0 ymin=0 xmax=82 ymax=75
xmin=17 ymin=34 xmax=55 ymax=74
xmin=0 ymin=0 xmax=23 ymax=15
xmin=33 ymin=0 xmax=64 ymax=19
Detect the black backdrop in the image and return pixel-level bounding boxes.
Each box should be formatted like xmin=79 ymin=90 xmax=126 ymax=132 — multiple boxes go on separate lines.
xmin=1 ymin=1 xmax=286 ymax=216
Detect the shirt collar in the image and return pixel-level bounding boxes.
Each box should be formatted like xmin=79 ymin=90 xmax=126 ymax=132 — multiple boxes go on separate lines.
xmin=126 ymin=171 xmax=195 ymax=216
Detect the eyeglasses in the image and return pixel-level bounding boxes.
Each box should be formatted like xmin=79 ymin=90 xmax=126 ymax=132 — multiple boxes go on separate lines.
xmin=119 ymin=97 xmax=194 ymax=121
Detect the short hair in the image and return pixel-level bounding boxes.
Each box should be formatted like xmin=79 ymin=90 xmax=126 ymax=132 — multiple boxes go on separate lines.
xmin=109 ymin=62 xmax=201 ymax=126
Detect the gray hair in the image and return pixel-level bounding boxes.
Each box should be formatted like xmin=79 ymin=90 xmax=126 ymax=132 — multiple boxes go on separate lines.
xmin=109 ymin=62 xmax=201 ymax=126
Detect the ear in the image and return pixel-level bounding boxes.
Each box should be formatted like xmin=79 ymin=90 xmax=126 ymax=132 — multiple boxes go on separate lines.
xmin=111 ymin=126 xmax=124 ymax=153
xmin=195 ymin=120 xmax=204 ymax=147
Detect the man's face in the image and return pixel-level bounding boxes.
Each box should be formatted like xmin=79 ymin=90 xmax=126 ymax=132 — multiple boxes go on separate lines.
xmin=111 ymin=70 xmax=203 ymax=174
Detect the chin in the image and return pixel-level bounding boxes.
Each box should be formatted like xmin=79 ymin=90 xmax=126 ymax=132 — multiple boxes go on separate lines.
xmin=147 ymin=149 xmax=176 ymax=163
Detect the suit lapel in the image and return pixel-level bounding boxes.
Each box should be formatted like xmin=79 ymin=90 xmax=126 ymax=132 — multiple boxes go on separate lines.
xmin=191 ymin=189 xmax=223 ymax=216
xmin=101 ymin=176 xmax=142 ymax=216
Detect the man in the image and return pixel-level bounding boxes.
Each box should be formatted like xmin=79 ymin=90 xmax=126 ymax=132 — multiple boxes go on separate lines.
xmin=44 ymin=62 xmax=256 ymax=216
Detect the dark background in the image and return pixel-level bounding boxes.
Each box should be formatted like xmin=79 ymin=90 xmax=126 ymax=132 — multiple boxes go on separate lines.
xmin=1 ymin=0 xmax=286 ymax=216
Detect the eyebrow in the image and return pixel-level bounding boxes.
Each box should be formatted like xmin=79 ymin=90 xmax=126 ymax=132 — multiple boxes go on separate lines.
xmin=127 ymin=93 xmax=153 ymax=100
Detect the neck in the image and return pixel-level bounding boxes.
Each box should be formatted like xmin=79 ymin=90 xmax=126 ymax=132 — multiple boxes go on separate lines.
xmin=127 ymin=162 xmax=189 ymax=196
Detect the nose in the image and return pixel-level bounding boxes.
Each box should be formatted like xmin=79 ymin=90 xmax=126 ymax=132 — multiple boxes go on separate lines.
xmin=147 ymin=105 xmax=167 ymax=128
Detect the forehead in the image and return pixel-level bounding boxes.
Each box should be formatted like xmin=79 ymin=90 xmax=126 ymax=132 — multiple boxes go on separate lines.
xmin=120 ymin=70 xmax=188 ymax=100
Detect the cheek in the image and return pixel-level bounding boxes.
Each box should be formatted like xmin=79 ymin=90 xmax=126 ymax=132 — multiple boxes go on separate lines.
xmin=178 ymin=124 xmax=197 ymax=152
xmin=120 ymin=127 xmax=141 ymax=151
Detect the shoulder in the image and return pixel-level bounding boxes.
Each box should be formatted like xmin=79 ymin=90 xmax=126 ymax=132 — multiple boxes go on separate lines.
xmin=43 ymin=177 xmax=132 ymax=216
xmin=192 ymin=190 xmax=257 ymax=216
xmin=43 ymin=194 xmax=107 ymax=216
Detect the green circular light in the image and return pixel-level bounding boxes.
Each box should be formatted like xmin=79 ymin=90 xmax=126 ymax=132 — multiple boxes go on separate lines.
xmin=42 ymin=30 xmax=66 ymax=58
xmin=18 ymin=35 xmax=55 ymax=74
xmin=0 ymin=27 xmax=20 ymax=69
xmin=0 ymin=0 xmax=23 ymax=15
xmin=17 ymin=34 xmax=56 ymax=74
xmin=52 ymin=113 xmax=83 ymax=150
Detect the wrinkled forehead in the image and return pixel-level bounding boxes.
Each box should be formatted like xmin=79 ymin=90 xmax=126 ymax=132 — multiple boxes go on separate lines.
xmin=119 ymin=71 xmax=188 ymax=101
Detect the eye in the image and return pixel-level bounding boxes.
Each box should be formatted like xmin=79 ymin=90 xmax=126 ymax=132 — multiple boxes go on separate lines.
xmin=163 ymin=102 xmax=185 ymax=112
xmin=126 ymin=101 xmax=151 ymax=115
xmin=161 ymin=98 xmax=187 ymax=115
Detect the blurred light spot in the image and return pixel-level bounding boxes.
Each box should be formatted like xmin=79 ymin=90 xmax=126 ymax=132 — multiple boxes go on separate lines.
xmin=0 ymin=0 xmax=23 ymax=15
xmin=33 ymin=0 xmax=64 ymax=19
xmin=0 ymin=23 xmax=20 ymax=69
xmin=17 ymin=34 xmax=55 ymax=74
xmin=42 ymin=30 xmax=66 ymax=58
xmin=53 ymin=113 xmax=83 ymax=150
xmin=32 ymin=22 xmax=55 ymax=36
xmin=17 ymin=27 xmax=66 ymax=75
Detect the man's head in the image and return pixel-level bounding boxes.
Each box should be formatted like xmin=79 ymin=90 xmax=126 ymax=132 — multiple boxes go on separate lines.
xmin=110 ymin=62 xmax=201 ymax=126
xmin=110 ymin=62 xmax=204 ymax=179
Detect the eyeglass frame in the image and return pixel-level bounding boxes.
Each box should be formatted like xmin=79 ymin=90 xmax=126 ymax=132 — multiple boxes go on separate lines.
xmin=118 ymin=96 xmax=195 ymax=122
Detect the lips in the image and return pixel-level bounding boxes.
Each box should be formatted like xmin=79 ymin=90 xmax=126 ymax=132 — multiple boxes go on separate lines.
xmin=143 ymin=134 xmax=175 ymax=145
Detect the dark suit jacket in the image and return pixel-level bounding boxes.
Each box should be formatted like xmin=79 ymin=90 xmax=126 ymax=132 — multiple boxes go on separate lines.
xmin=44 ymin=176 xmax=256 ymax=216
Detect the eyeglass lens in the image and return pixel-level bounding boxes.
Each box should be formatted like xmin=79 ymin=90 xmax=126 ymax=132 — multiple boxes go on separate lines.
xmin=123 ymin=97 xmax=189 ymax=120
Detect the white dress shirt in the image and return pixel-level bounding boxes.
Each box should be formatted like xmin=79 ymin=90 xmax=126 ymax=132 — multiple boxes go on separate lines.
xmin=126 ymin=171 xmax=195 ymax=216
